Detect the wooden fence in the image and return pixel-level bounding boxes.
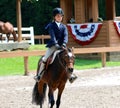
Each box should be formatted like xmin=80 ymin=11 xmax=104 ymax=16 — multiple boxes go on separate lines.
xmin=0 ymin=46 xmax=120 ymax=75
xmin=0 ymin=50 xmax=46 ymax=75
xmin=0 ymin=27 xmax=35 ymax=45
xmin=34 ymin=35 xmax=50 ymax=44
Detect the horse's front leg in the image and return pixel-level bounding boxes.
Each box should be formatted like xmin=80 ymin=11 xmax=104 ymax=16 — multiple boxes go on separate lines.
xmin=12 ymin=30 xmax=17 ymax=41
xmin=6 ymin=33 xmax=10 ymax=42
xmin=56 ymin=84 xmax=65 ymax=108
xmin=48 ymin=88 xmax=55 ymax=108
xmin=0 ymin=34 xmax=2 ymax=42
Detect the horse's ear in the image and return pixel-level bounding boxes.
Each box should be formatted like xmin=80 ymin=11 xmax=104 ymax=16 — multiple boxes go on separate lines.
xmin=71 ymin=47 xmax=74 ymax=53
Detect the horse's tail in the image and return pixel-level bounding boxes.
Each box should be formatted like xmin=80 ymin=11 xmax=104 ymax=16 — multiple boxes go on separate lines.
xmin=32 ymin=82 xmax=47 ymax=105
xmin=12 ymin=30 xmax=17 ymax=41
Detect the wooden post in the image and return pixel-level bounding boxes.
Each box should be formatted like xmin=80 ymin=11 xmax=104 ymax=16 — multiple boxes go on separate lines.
xmin=106 ymin=0 xmax=116 ymax=20
xmin=74 ymin=0 xmax=85 ymax=23
xmin=24 ymin=56 xmax=28 ymax=75
xmin=60 ymin=0 xmax=73 ymax=24
xmin=16 ymin=0 xmax=22 ymax=42
xmin=41 ymin=35 xmax=44 ymax=44
xmin=101 ymin=52 xmax=106 ymax=67
xmin=92 ymin=0 xmax=98 ymax=22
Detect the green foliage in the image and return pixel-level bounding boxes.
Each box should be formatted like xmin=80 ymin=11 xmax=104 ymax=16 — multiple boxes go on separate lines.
xmin=115 ymin=0 xmax=120 ymax=16
xmin=0 ymin=0 xmax=120 ymax=35
xmin=98 ymin=0 xmax=106 ymax=20
xmin=21 ymin=0 xmax=59 ymax=34
xmin=0 ymin=0 xmax=16 ymax=25
xmin=0 ymin=0 xmax=59 ymax=34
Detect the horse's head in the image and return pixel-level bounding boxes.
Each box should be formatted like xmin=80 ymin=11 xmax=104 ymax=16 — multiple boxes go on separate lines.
xmin=60 ymin=47 xmax=75 ymax=74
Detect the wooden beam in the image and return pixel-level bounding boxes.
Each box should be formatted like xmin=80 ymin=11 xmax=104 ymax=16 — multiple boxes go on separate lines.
xmin=0 ymin=47 xmax=120 ymax=58
xmin=0 ymin=50 xmax=46 ymax=58
xmin=34 ymin=35 xmax=50 ymax=44
xmin=34 ymin=35 xmax=50 ymax=39
xmin=73 ymin=47 xmax=120 ymax=54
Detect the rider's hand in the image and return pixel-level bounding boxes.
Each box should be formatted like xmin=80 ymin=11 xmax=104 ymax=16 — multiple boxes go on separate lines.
xmin=55 ymin=44 xmax=61 ymax=49
xmin=61 ymin=43 xmax=66 ymax=49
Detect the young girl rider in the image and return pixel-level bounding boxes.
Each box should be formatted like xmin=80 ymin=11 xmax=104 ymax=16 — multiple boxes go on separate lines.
xmin=34 ymin=7 xmax=77 ymax=83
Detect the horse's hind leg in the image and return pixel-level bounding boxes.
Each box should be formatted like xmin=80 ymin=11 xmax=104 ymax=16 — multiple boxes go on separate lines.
xmin=48 ymin=88 xmax=55 ymax=108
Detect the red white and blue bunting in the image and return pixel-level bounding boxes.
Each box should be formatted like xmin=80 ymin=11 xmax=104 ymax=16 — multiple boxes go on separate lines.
xmin=113 ymin=21 xmax=120 ymax=36
xmin=67 ymin=23 xmax=102 ymax=46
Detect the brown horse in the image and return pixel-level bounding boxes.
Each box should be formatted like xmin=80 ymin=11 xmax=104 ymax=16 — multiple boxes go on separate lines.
xmin=32 ymin=47 xmax=75 ymax=108
xmin=0 ymin=21 xmax=17 ymax=42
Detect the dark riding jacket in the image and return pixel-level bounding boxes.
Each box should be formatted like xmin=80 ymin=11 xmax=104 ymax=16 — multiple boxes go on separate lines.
xmin=45 ymin=22 xmax=68 ymax=48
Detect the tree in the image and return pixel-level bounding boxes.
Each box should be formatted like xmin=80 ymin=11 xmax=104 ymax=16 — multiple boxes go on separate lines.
xmin=98 ymin=0 xmax=106 ymax=20
xmin=21 ymin=0 xmax=59 ymax=34
xmin=0 ymin=0 xmax=120 ymax=35
xmin=115 ymin=0 xmax=120 ymax=16
xmin=0 ymin=0 xmax=59 ymax=34
xmin=0 ymin=0 xmax=16 ymax=25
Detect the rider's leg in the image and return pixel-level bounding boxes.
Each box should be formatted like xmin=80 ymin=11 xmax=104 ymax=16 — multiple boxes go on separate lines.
xmin=34 ymin=59 xmax=46 ymax=82
xmin=34 ymin=46 xmax=57 ymax=82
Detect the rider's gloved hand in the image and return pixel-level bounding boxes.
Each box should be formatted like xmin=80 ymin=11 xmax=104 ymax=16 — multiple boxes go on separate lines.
xmin=61 ymin=43 xmax=66 ymax=49
xmin=55 ymin=44 xmax=61 ymax=49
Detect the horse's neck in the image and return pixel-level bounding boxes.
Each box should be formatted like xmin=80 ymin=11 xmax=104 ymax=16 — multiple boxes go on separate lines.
xmin=55 ymin=54 xmax=66 ymax=71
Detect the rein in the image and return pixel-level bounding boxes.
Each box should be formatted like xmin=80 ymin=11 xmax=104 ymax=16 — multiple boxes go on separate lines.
xmin=57 ymin=50 xmax=69 ymax=72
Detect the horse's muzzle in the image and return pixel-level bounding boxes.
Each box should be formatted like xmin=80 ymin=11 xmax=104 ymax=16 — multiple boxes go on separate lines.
xmin=68 ymin=68 xmax=74 ymax=73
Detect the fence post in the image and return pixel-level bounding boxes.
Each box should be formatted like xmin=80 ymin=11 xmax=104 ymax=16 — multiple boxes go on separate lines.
xmin=101 ymin=52 xmax=106 ymax=67
xmin=24 ymin=56 xmax=28 ymax=75
xmin=41 ymin=35 xmax=44 ymax=44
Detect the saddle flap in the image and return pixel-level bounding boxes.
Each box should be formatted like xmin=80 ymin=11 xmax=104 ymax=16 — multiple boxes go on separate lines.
xmin=45 ymin=50 xmax=62 ymax=69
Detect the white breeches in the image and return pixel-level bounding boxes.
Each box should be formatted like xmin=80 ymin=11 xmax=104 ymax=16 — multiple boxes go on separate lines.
xmin=42 ymin=46 xmax=57 ymax=62
xmin=38 ymin=46 xmax=57 ymax=76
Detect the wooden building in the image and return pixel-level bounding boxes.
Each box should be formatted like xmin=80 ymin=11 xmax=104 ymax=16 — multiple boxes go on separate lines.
xmin=60 ymin=0 xmax=120 ymax=60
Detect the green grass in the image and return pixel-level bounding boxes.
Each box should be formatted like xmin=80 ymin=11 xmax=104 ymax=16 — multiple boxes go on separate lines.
xmin=0 ymin=56 xmax=40 ymax=76
xmin=28 ymin=44 xmax=46 ymax=50
xmin=75 ymin=58 xmax=120 ymax=70
xmin=0 ymin=45 xmax=120 ymax=76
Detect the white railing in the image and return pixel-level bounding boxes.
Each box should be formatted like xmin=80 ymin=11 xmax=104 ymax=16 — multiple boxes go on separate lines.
xmin=0 ymin=26 xmax=34 ymax=45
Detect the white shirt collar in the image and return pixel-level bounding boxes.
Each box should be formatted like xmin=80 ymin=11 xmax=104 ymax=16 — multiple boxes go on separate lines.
xmin=55 ymin=21 xmax=61 ymax=28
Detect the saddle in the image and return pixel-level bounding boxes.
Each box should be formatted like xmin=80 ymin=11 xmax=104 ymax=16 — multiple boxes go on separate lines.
xmin=44 ymin=50 xmax=62 ymax=70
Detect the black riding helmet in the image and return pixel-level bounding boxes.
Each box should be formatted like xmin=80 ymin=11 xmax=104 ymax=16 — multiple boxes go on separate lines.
xmin=52 ymin=8 xmax=64 ymax=17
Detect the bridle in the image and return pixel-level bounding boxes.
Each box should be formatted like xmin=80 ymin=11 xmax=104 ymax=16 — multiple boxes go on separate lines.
xmin=57 ymin=48 xmax=75 ymax=72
